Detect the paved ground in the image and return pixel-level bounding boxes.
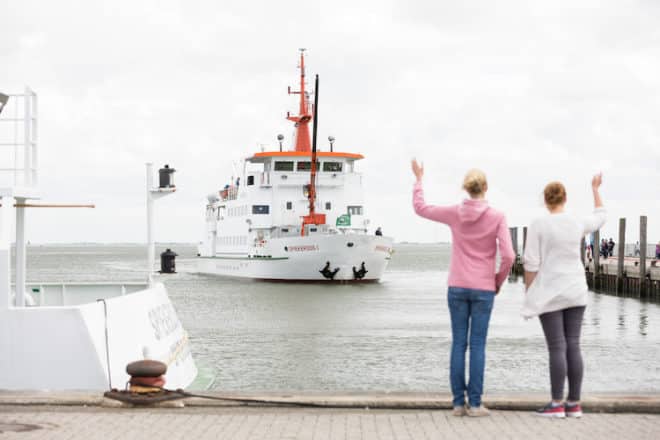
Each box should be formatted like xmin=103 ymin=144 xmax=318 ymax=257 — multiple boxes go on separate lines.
xmin=1 ymin=406 xmax=659 ymax=439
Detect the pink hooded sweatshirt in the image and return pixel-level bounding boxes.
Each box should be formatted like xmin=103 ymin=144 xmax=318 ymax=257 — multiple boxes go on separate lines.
xmin=413 ymin=181 xmax=515 ymax=292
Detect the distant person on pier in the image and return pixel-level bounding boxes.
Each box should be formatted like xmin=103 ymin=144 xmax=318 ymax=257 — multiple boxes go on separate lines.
xmin=411 ymin=160 xmax=514 ymax=417
xmin=634 ymin=241 xmax=640 ymax=257
xmin=522 ymin=173 xmax=606 ymax=418
xmin=656 ymin=241 xmax=660 ymax=260
xmin=608 ymin=238 xmax=615 ymax=257
xmin=375 ymin=227 xmax=383 ymax=236
xmin=600 ymin=239 xmax=608 ymax=259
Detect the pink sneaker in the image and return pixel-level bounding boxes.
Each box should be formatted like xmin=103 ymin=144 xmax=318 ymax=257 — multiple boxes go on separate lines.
xmin=565 ymin=403 xmax=583 ymax=418
xmin=535 ymin=402 xmax=565 ymax=418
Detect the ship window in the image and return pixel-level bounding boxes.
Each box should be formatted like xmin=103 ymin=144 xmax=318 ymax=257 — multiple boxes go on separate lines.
xmin=286 ymin=201 xmax=292 ymax=210
xmin=252 ymin=205 xmax=270 ymax=214
xmin=348 ymin=205 xmax=363 ymax=216
xmin=274 ymin=161 xmax=294 ymax=171
xmin=247 ymin=175 xmax=255 ymax=185
xmin=323 ymin=162 xmax=342 ymax=172
xmin=310 ymin=227 xmax=318 ymax=232
xmin=296 ymin=161 xmax=319 ymax=171
xmin=325 ymin=202 xmax=331 ymax=210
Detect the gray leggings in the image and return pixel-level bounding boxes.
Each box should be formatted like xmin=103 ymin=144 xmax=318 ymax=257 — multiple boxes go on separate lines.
xmin=539 ymin=306 xmax=586 ymax=401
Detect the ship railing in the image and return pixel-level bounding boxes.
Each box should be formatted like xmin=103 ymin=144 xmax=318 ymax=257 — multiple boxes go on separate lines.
xmin=15 ymin=282 xmax=148 ymax=307
xmin=219 ymin=186 xmax=239 ymax=201
xmin=0 ymin=88 xmax=38 ymax=187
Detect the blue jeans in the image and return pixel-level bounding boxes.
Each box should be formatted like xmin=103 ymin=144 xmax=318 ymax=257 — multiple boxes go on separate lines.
xmin=447 ymin=287 xmax=495 ymax=407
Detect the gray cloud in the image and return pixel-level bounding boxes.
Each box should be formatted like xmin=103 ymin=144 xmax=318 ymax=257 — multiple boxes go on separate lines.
xmin=1 ymin=0 xmax=658 ymax=244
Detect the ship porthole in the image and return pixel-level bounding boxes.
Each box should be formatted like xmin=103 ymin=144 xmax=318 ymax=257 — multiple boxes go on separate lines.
xmin=347 ymin=242 xmax=354 ymax=248
xmin=284 ymin=246 xmax=288 ymax=252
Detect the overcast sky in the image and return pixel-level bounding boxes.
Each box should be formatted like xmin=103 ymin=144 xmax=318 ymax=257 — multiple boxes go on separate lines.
xmin=1 ymin=0 xmax=659 ymax=245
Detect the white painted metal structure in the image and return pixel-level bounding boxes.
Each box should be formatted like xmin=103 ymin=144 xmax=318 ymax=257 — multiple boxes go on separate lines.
xmin=197 ymin=151 xmax=394 ymax=281
xmin=0 ymin=90 xmax=197 ymax=390
xmin=146 ymin=162 xmax=176 ymax=284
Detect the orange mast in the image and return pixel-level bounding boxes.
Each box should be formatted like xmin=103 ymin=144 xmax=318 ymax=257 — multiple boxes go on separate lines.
xmin=287 ymin=49 xmax=312 ymax=152
xmin=300 ymin=71 xmax=326 ymax=235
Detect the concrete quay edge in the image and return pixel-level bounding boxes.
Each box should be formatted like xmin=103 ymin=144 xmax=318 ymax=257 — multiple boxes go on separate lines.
xmin=1 ymin=391 xmax=660 ymax=413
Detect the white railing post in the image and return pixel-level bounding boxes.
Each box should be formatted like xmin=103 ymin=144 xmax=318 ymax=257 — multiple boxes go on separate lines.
xmin=30 ymin=89 xmax=38 ymax=186
xmin=14 ymin=197 xmax=26 ymax=307
xmin=23 ymin=88 xmax=31 ymax=186
xmin=146 ymin=163 xmax=155 ymax=285
xmin=0 ymin=197 xmax=12 ymax=309
xmin=146 ymin=163 xmax=176 ymax=285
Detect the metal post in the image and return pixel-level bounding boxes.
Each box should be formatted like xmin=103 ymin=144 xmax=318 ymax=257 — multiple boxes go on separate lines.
xmin=509 ymin=227 xmax=518 ymax=257
xmin=593 ymin=229 xmax=600 ymax=289
xmin=639 ymin=216 xmax=647 ymax=297
xmin=31 ymin=89 xmax=38 ymax=186
xmin=522 ymin=226 xmax=528 ymax=254
xmin=580 ymin=237 xmax=586 ymax=267
xmin=146 ymin=163 xmax=154 ymax=285
xmin=617 ymin=218 xmax=626 ymax=293
xmin=15 ymin=197 xmax=26 ymax=306
xmin=0 ymin=197 xmax=13 ymax=309
xmin=23 ymin=88 xmax=32 ymax=186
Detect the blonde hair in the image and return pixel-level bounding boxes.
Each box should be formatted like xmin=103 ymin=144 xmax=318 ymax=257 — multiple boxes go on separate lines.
xmin=462 ymin=169 xmax=488 ymax=197
xmin=544 ymin=181 xmax=567 ymax=208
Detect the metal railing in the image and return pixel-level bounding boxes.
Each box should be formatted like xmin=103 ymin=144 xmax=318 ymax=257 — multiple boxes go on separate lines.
xmin=0 ymin=88 xmax=38 ymax=187
xmin=18 ymin=282 xmax=148 ymax=307
xmin=220 ymin=186 xmax=239 ymax=201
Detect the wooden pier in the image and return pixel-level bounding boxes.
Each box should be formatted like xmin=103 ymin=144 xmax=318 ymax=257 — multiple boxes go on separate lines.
xmin=509 ymin=215 xmax=660 ymax=300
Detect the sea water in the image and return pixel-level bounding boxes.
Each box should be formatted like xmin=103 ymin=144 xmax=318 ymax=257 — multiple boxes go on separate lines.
xmin=25 ymin=243 xmax=660 ymax=393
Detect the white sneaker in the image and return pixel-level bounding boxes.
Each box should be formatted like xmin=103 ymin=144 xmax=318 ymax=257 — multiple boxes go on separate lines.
xmin=452 ymin=406 xmax=467 ymax=416
xmin=467 ymin=405 xmax=491 ymax=417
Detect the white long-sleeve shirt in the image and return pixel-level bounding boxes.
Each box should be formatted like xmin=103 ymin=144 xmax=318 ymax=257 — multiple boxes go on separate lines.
xmin=521 ymin=208 xmax=607 ymax=318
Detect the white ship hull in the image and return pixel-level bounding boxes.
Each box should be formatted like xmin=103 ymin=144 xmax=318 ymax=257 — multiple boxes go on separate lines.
xmin=0 ymin=282 xmax=197 ymax=390
xmin=197 ymin=234 xmax=393 ymax=281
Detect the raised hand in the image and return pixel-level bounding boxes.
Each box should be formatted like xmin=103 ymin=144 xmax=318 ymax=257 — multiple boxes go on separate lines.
xmin=411 ymin=159 xmax=424 ymax=182
xmin=592 ymin=173 xmax=603 ymax=189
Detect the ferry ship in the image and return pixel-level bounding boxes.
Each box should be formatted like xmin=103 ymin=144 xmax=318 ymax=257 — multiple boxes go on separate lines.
xmin=197 ymin=50 xmax=393 ymax=281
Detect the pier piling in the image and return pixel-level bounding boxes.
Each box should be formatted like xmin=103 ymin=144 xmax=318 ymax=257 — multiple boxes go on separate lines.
xmin=617 ymin=218 xmax=626 ymax=293
xmin=640 ymin=215 xmax=647 ymax=297
xmin=510 ymin=227 xmax=518 ymax=256
xmin=593 ymin=229 xmax=600 ymax=290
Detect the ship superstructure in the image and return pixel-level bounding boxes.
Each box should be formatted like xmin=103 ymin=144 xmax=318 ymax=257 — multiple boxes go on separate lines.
xmin=197 ymin=51 xmax=393 ymax=281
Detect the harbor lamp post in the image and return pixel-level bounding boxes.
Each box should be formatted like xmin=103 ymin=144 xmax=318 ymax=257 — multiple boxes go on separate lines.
xmin=277 ymin=134 xmax=284 ymax=152
xmin=146 ymin=163 xmax=176 ymax=284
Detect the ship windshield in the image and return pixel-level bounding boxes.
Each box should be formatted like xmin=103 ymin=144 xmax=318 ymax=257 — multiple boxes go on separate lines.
xmin=274 ymin=161 xmax=294 ymax=171
xmin=296 ymin=161 xmax=320 ymax=171
xmin=323 ymin=162 xmax=343 ymax=172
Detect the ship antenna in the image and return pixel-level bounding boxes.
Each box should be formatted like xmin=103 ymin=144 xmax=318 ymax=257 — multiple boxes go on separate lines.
xmin=287 ymin=49 xmax=312 ymax=152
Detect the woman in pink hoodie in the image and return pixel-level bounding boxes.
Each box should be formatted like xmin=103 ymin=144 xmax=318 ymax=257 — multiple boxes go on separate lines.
xmin=412 ymin=160 xmax=515 ymax=417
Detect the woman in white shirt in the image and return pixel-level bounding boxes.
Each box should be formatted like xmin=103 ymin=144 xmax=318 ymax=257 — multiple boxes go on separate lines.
xmin=523 ymin=174 xmax=606 ymax=418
